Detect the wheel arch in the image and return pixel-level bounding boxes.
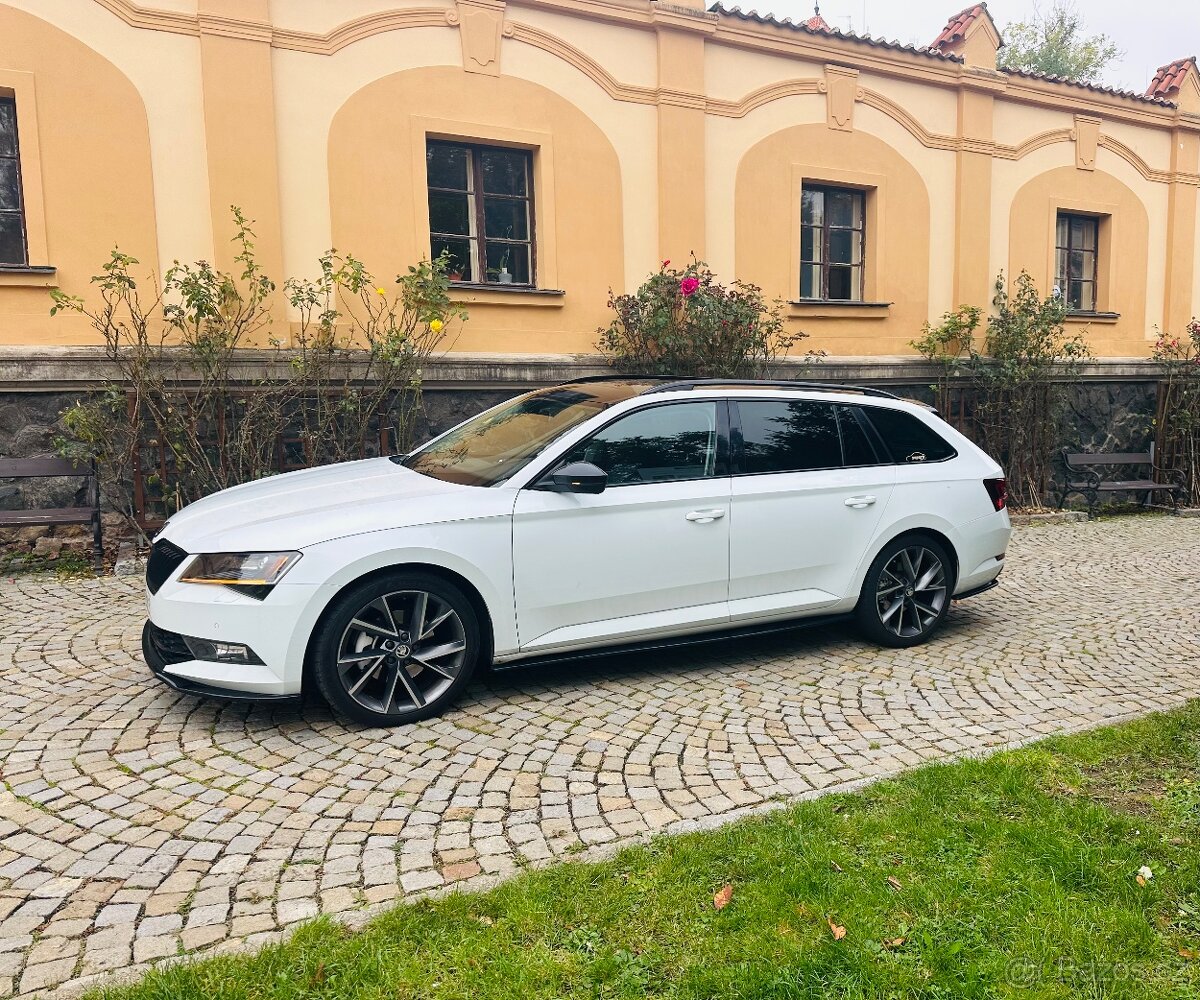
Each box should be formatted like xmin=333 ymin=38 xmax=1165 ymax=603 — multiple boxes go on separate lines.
xmin=301 ymin=562 xmax=497 ymax=694
xmin=885 ymin=527 xmax=960 ymax=586
xmin=852 ymin=524 xmax=962 ymax=608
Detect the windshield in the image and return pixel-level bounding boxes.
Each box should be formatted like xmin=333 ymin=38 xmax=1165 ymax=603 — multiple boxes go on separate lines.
xmin=400 ymin=380 xmax=657 ymax=487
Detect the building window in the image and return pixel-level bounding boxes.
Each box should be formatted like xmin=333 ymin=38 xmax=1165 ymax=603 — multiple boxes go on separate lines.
xmin=800 ymin=184 xmax=864 ymax=301
xmin=426 ymin=140 xmax=533 ymax=286
xmin=1055 ymin=212 xmax=1098 ymax=311
xmin=0 ymin=96 xmax=26 ymax=266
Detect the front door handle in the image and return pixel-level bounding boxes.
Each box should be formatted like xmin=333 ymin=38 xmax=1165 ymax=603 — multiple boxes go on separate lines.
xmin=685 ymin=508 xmax=726 ymax=523
xmin=844 ymin=495 xmax=877 ymax=509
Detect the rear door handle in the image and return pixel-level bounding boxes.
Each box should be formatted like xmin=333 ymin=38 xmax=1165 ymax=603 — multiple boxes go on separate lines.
xmin=844 ymin=495 xmax=877 ymax=509
xmin=685 ymin=508 xmax=726 ymax=523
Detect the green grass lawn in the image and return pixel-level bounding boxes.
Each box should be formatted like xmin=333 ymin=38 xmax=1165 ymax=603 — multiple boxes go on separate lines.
xmin=94 ymin=702 xmax=1200 ymax=1000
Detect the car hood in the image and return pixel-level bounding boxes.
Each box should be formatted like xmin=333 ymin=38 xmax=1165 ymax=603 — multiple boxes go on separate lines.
xmin=157 ymin=458 xmax=508 ymax=552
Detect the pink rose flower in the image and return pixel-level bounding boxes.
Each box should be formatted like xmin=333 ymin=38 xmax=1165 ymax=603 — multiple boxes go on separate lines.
xmin=680 ymin=277 xmax=700 ymax=298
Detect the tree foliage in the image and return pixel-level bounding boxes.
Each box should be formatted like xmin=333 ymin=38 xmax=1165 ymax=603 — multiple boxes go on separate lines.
xmin=999 ymin=1 xmax=1120 ymax=84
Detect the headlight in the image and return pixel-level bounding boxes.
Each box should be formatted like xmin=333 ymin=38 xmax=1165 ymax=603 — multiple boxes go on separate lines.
xmin=179 ymin=551 xmax=301 ymax=586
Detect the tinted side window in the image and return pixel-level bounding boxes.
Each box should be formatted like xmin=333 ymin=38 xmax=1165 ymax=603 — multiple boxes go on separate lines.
xmin=860 ymin=406 xmax=956 ymax=463
xmin=738 ymin=400 xmax=841 ymax=473
xmin=560 ymin=401 xmax=719 ymax=485
xmin=836 ymin=405 xmax=880 ymax=466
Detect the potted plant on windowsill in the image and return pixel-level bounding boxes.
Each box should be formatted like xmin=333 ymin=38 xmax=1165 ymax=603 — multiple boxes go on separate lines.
xmin=496 ymin=247 xmax=513 ymax=284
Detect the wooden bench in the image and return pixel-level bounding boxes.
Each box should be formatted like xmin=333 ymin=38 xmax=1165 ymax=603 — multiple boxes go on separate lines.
xmin=0 ymin=457 xmax=104 ymax=572
xmin=1057 ymin=449 xmax=1188 ymax=518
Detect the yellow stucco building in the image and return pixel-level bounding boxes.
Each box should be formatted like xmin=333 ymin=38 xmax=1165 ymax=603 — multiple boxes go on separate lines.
xmin=0 ymin=0 xmax=1197 ymax=367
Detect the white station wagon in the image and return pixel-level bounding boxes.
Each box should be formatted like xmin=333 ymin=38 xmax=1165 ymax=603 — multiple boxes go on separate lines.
xmin=143 ymin=378 xmax=1011 ymax=725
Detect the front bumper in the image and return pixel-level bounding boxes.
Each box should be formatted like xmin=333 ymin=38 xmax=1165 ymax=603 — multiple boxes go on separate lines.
xmin=145 ymin=566 xmax=324 ymax=695
xmin=143 ymin=621 xmax=300 ymax=702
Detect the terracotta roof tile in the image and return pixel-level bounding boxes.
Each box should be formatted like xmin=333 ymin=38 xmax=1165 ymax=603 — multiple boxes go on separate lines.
xmin=802 ymin=12 xmax=830 ymax=32
xmin=707 ymin=3 xmax=1178 ymax=109
xmin=1001 ymin=65 xmax=1176 ymax=107
xmin=930 ymin=3 xmax=989 ymax=51
xmin=1147 ymin=56 xmax=1197 ymax=99
xmin=708 ymin=4 xmax=964 ymax=64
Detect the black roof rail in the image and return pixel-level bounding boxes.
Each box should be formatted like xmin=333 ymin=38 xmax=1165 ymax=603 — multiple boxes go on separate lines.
xmin=551 ymin=373 xmax=681 ymax=385
xmin=639 ymin=378 xmax=902 ymax=400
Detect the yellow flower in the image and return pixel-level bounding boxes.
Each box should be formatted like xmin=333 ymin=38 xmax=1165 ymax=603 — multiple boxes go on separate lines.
xmin=376 ymin=287 xmax=386 ymax=296
xmin=430 ymin=318 xmax=444 ymax=332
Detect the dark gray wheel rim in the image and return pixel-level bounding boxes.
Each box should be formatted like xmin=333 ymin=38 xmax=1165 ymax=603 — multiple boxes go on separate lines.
xmin=875 ymin=546 xmax=948 ymax=639
xmin=336 ymin=590 xmax=467 ymax=718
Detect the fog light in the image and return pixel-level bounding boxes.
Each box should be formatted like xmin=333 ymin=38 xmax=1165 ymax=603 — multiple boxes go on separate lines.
xmin=183 ymin=636 xmax=263 ymax=664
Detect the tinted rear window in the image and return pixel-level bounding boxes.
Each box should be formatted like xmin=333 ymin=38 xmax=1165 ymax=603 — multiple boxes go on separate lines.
xmin=836 ymin=405 xmax=879 ymax=466
xmin=738 ymin=400 xmax=842 ymax=473
xmin=859 ymin=406 xmax=956 ymax=463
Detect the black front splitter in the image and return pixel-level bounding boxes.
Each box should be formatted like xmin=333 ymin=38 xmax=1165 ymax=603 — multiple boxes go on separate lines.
xmin=142 ymin=621 xmax=301 ymax=703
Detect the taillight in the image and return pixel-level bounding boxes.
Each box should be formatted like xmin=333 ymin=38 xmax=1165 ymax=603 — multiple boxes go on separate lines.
xmin=984 ymin=477 xmax=1007 ymax=511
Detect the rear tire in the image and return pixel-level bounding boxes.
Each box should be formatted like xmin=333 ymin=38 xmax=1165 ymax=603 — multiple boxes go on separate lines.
xmin=855 ymin=535 xmax=954 ymax=649
xmin=313 ymin=570 xmax=481 ymax=726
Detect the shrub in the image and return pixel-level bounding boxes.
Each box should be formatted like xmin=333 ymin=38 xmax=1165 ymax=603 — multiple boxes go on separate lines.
xmin=1152 ymin=320 xmax=1200 ymax=505
xmin=51 ymin=208 xmax=463 ymax=535
xmin=974 ymin=271 xmax=1090 ymax=509
xmin=596 ymin=259 xmax=814 ymax=378
xmin=910 ymin=304 xmax=983 ymax=417
xmin=911 ymin=273 xmax=1089 ymax=510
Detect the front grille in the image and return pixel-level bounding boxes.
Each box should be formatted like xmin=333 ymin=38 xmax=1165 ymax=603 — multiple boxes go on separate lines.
xmin=146 ymin=539 xmax=188 ymax=595
xmin=145 ymin=622 xmax=192 ymax=665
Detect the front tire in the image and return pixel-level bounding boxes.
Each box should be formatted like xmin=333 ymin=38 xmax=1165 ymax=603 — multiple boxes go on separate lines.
xmin=855 ymin=536 xmax=953 ymax=648
xmin=313 ymin=571 xmax=481 ymax=726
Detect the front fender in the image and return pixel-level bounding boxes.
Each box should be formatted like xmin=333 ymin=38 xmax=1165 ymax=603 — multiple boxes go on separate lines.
xmin=284 ymin=515 xmax=518 ymax=681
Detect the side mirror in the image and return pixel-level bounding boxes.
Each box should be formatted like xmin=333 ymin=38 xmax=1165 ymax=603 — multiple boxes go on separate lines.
xmin=546 ymin=461 xmax=608 ymax=494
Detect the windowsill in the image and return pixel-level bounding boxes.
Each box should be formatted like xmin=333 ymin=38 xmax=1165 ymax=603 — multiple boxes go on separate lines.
xmin=448 ymin=283 xmax=566 ymax=308
xmin=1064 ymin=310 xmax=1120 ymax=324
xmin=788 ymin=299 xmax=892 ymax=319
xmin=0 ymin=264 xmax=58 ymax=287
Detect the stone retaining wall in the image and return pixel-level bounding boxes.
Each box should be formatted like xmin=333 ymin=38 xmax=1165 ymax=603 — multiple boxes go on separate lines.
xmin=0 ymin=351 xmax=1165 ymax=568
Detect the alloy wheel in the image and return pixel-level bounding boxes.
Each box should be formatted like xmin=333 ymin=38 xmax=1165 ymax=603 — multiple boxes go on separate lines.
xmin=875 ymin=545 xmax=948 ymax=639
xmin=335 ymin=590 xmax=467 ymax=717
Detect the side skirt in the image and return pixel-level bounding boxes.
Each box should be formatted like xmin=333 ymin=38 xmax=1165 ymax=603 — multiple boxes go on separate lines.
xmin=490 ymin=614 xmax=853 ymax=673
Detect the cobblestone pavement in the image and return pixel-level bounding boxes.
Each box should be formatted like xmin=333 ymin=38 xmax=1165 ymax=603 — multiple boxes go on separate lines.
xmin=1 ymin=516 xmax=1198 ymax=996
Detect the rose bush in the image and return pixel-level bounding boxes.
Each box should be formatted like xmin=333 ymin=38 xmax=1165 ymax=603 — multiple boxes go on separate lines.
xmin=596 ymin=258 xmax=813 ymax=378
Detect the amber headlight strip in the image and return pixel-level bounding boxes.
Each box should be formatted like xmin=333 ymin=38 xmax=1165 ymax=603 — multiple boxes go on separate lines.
xmin=179 ymin=552 xmax=302 ymax=587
